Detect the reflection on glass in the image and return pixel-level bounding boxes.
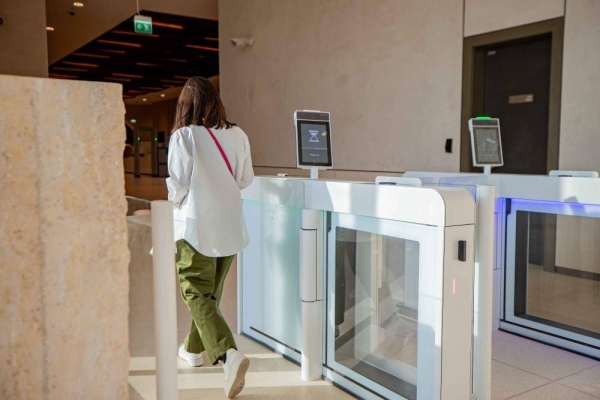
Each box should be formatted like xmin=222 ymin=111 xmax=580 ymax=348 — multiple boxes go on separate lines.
xmin=257 ymin=179 xmax=304 ymax=351
xmin=515 ymin=211 xmax=600 ymax=337
xmin=334 ymin=227 xmax=419 ymax=399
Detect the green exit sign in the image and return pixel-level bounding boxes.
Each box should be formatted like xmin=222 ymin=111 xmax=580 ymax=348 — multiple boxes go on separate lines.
xmin=134 ymin=15 xmax=152 ymax=34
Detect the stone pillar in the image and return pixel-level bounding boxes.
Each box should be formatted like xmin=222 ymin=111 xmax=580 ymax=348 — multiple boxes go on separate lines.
xmin=0 ymin=75 xmax=130 ymax=399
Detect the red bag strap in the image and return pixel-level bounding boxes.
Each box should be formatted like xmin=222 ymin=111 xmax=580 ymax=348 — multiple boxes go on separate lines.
xmin=206 ymin=127 xmax=234 ymax=176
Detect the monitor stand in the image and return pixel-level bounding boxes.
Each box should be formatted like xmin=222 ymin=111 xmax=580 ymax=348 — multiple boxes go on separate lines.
xmin=483 ymin=166 xmax=492 ymax=175
xmin=310 ymin=167 xmax=319 ymax=180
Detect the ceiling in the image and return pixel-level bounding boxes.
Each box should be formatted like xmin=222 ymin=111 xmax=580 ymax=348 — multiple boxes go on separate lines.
xmin=45 ymin=0 xmax=218 ymax=64
xmin=48 ymin=10 xmax=219 ymax=99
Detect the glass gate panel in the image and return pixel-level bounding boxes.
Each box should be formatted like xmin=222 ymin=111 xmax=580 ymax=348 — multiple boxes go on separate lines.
xmin=241 ymin=179 xmax=305 ymax=356
xmin=327 ymin=213 xmax=442 ymax=400
xmin=505 ymin=200 xmax=600 ymax=352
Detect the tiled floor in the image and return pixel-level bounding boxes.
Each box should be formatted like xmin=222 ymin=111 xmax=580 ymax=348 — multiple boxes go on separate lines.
xmin=128 ymin=278 xmax=600 ymax=399
xmin=127 ymin=175 xmax=600 ymax=399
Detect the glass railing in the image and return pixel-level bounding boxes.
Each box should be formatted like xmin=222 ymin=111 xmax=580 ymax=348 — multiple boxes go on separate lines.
xmin=241 ymin=178 xmax=306 ymax=353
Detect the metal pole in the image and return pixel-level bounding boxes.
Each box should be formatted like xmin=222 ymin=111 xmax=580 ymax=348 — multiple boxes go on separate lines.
xmin=151 ymin=200 xmax=178 ymax=400
xmin=134 ymin=125 xmax=141 ymax=178
xmin=473 ymin=185 xmax=495 ymax=400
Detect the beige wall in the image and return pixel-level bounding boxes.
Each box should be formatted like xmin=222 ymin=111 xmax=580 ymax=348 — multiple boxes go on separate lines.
xmin=559 ymin=0 xmax=600 ymax=171
xmin=221 ymin=0 xmax=599 ymax=176
xmin=220 ymin=0 xmax=464 ymax=173
xmin=47 ymin=0 xmax=218 ymax=63
xmin=0 ymin=76 xmax=129 ymax=399
xmin=464 ymin=0 xmax=564 ymax=37
xmin=0 ymin=0 xmax=48 ymax=77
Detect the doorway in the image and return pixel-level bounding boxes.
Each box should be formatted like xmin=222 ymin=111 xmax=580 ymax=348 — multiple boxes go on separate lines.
xmin=461 ymin=19 xmax=564 ymax=174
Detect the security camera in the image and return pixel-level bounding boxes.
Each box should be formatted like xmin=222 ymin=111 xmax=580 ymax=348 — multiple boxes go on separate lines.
xmin=230 ymin=37 xmax=254 ymax=48
xmin=0 ymin=17 xmax=4 ymax=25
xmin=68 ymin=10 xmax=75 ymax=16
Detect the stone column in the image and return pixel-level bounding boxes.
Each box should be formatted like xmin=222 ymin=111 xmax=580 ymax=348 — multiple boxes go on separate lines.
xmin=0 ymin=75 xmax=130 ymax=399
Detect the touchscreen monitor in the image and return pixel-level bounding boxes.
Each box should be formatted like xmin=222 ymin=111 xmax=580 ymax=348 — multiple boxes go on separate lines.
xmin=295 ymin=111 xmax=333 ymax=168
xmin=469 ymin=118 xmax=504 ymax=167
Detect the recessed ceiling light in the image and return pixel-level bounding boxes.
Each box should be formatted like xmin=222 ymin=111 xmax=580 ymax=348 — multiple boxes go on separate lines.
xmin=72 ymin=52 xmax=111 ymax=59
xmin=152 ymin=21 xmax=184 ymax=30
xmin=46 ymin=26 xmax=55 ymax=31
xmin=73 ymin=2 xmax=84 ymax=7
xmin=185 ymin=44 xmax=219 ymax=52
xmin=54 ymin=67 xmax=87 ymax=72
xmin=62 ymin=61 xmax=99 ymax=68
xmin=49 ymin=73 xmax=78 ymax=79
xmin=97 ymin=39 xmax=142 ymax=48
xmin=160 ymin=93 xmax=166 ymax=97
xmin=113 ymin=72 xmax=143 ymax=79
xmin=142 ymin=98 xmax=147 ymax=102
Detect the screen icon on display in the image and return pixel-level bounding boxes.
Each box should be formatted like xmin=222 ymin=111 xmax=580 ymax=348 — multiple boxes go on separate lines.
xmin=309 ymin=130 xmax=320 ymax=142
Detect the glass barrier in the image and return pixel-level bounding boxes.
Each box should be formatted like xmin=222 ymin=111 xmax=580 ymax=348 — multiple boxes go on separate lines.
xmin=241 ymin=178 xmax=306 ymax=353
xmin=126 ymin=195 xmax=151 ymax=216
xmin=505 ymin=199 xmax=600 ymax=349
xmin=327 ymin=212 xmax=442 ymax=400
xmin=513 ymin=209 xmax=600 ymax=337
xmin=333 ymin=228 xmax=419 ymax=398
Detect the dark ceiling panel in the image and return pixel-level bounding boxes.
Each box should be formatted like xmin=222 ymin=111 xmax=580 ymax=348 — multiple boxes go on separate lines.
xmin=48 ymin=11 xmax=219 ymax=98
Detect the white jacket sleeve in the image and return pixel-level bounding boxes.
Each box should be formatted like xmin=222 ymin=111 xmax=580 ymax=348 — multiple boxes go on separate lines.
xmin=166 ymin=130 xmax=193 ymax=206
xmin=239 ymin=133 xmax=255 ymax=190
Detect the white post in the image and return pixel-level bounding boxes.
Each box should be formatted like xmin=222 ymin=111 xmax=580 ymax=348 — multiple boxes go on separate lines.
xmin=300 ymin=209 xmax=323 ymax=381
xmin=151 ymin=201 xmax=179 ymax=400
xmin=473 ymin=186 xmax=495 ymax=400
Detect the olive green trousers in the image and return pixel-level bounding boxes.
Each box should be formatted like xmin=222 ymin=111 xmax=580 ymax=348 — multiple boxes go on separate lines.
xmin=175 ymin=239 xmax=237 ymax=364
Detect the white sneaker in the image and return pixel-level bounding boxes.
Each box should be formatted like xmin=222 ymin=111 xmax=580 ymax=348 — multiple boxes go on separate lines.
xmin=178 ymin=344 xmax=204 ymax=367
xmin=223 ymin=349 xmax=250 ymax=399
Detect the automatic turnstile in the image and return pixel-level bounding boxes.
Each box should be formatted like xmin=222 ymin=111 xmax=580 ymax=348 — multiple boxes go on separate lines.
xmin=238 ymin=177 xmax=485 ymax=399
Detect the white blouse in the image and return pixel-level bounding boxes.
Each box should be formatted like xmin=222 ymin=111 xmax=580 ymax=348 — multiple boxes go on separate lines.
xmin=167 ymin=125 xmax=254 ymax=257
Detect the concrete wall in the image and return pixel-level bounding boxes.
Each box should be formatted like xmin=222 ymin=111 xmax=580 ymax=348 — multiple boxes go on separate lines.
xmin=0 ymin=0 xmax=48 ymax=77
xmin=0 ymin=75 xmax=130 ymax=399
xmin=220 ymin=0 xmax=464 ymax=173
xmin=464 ymin=0 xmax=564 ymax=37
xmin=220 ymin=0 xmax=598 ymax=176
xmin=559 ymin=0 xmax=600 ymax=172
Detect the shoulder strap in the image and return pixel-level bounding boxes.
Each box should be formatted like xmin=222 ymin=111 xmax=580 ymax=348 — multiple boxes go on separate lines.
xmin=206 ymin=127 xmax=234 ymax=176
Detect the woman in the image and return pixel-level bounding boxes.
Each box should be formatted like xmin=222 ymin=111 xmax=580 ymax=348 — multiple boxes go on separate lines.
xmin=167 ymin=76 xmax=254 ymax=399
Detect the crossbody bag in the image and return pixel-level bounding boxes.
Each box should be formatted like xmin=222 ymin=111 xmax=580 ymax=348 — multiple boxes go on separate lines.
xmin=206 ymin=126 xmax=234 ymax=176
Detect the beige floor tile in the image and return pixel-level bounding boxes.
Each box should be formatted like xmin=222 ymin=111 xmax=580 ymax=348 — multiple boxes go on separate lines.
xmin=129 ymin=384 xmax=145 ymax=400
xmin=509 ymin=382 xmax=598 ymax=399
xmin=185 ymin=385 xmax=355 ymax=400
xmin=558 ymin=365 xmax=600 ymax=398
xmin=492 ymin=331 xmax=599 ymax=380
xmin=491 ymin=360 xmax=550 ymax=400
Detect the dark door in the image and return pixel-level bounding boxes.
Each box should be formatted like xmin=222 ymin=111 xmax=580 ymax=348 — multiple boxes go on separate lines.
xmin=481 ymin=35 xmax=552 ymax=175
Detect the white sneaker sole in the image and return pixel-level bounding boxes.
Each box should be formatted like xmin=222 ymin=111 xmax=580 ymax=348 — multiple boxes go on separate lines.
xmin=225 ymin=355 xmax=250 ymax=399
xmin=178 ymin=346 xmax=203 ymax=367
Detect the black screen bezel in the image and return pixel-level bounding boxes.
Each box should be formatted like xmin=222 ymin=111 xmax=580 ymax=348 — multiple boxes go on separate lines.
xmin=296 ymin=119 xmax=332 ymax=167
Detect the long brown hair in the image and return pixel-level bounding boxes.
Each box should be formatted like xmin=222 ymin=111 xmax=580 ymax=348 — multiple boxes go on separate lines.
xmin=172 ymin=76 xmax=235 ymax=132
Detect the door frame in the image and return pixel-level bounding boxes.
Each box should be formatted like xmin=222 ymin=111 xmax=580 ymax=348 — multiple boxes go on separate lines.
xmin=460 ymin=18 xmax=564 ymax=173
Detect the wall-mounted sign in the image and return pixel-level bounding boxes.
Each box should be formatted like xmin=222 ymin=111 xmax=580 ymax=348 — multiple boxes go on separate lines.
xmin=134 ymin=15 xmax=152 ymax=34
xmin=508 ymin=94 xmax=534 ymax=104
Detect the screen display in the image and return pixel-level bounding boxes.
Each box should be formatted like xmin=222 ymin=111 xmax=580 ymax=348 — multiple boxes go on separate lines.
xmin=474 ymin=127 xmax=502 ymax=164
xmin=297 ymin=121 xmax=332 ymax=166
